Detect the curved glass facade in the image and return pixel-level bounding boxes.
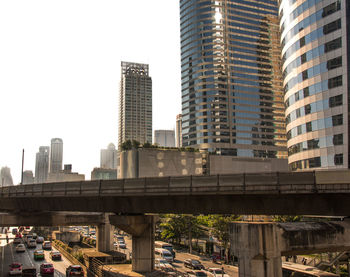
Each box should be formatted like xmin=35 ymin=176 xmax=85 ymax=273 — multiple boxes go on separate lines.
xmin=279 ymin=0 xmax=349 ymax=170
xmin=180 ymin=0 xmax=287 ymax=158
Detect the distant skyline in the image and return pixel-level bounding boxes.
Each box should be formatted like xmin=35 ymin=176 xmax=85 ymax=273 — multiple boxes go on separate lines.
xmin=0 ymin=0 xmax=181 ymax=184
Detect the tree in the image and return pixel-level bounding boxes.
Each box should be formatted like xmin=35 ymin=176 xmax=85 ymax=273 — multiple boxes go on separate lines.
xmin=132 ymin=140 xmax=140 ymax=149
xmin=143 ymin=141 xmax=152 ymax=148
xmin=121 ymin=140 xmax=132 ymax=151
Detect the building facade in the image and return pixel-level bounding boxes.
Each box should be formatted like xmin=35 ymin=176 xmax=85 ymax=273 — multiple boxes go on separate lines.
xmin=100 ymin=143 xmax=118 ymax=169
xmin=180 ymin=0 xmax=287 ymax=159
xmin=176 ymin=114 xmax=183 ymax=147
xmin=154 ymin=130 xmax=176 ymax=147
xmin=91 ymin=168 xmax=118 ymax=180
xmin=23 ymin=170 xmax=34 ymax=185
xmin=118 ymin=61 xmax=152 ymax=149
xmin=50 ymin=138 xmax=63 ymax=173
xmin=280 ymin=0 xmax=348 ymax=170
xmin=35 ymin=146 xmax=50 ymax=183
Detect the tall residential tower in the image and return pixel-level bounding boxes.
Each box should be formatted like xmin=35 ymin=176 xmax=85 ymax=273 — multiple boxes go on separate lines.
xmin=35 ymin=146 xmax=50 ymax=183
xmin=180 ymin=0 xmax=287 ymax=158
xmin=118 ymin=62 xmax=152 ymax=148
xmin=280 ymin=0 xmax=348 ymax=170
xmin=50 ymin=138 xmax=63 ymax=173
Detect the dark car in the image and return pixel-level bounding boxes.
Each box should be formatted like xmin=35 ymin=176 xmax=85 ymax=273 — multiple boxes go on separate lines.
xmin=66 ymin=265 xmax=84 ymax=276
xmin=22 ymin=266 xmax=36 ymax=276
xmin=184 ymin=259 xmax=205 ymax=270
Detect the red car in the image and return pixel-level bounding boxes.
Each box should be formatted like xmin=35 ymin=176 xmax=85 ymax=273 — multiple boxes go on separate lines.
xmin=66 ymin=265 xmax=84 ymax=276
xmin=40 ymin=263 xmax=54 ymax=275
xmin=9 ymin=262 xmax=22 ymax=275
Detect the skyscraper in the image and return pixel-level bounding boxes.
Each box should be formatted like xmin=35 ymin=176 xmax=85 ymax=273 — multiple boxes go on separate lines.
xmin=280 ymin=0 xmax=348 ymax=170
xmin=176 ymin=114 xmax=183 ymax=147
xmin=180 ymin=0 xmax=287 ymax=159
xmin=35 ymin=146 xmax=49 ymax=183
xmin=100 ymin=143 xmax=118 ymax=169
xmin=154 ymin=130 xmax=176 ymax=147
xmin=50 ymin=138 xmax=63 ymax=173
xmin=118 ymin=61 xmax=152 ymax=149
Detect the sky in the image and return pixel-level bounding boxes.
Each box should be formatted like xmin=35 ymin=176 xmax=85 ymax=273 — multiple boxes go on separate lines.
xmin=0 ymin=0 xmax=182 ymax=184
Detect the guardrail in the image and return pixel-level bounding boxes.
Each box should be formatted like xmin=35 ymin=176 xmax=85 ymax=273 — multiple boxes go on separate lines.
xmin=1 ymin=171 xmax=350 ymax=198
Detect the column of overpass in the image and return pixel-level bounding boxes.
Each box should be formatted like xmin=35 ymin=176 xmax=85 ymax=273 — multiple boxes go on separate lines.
xmin=109 ymin=214 xmax=156 ymax=273
xmin=96 ymin=213 xmax=114 ymax=253
xmin=230 ymin=222 xmax=282 ymax=277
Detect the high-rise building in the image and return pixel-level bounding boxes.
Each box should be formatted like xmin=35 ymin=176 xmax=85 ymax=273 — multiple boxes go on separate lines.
xmin=35 ymin=146 xmax=50 ymax=183
xmin=154 ymin=130 xmax=176 ymax=147
xmin=0 ymin=167 xmax=13 ymax=186
xmin=50 ymin=138 xmax=63 ymax=173
xmin=176 ymin=114 xmax=182 ymax=147
xmin=118 ymin=61 xmax=152 ymax=149
xmin=180 ymin=0 xmax=287 ymax=159
xmin=23 ymin=170 xmax=34 ymax=185
xmin=279 ymin=0 xmax=348 ymax=170
xmin=100 ymin=143 xmax=118 ymax=169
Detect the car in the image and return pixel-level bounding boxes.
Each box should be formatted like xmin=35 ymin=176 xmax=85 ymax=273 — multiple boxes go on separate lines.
xmin=9 ymin=262 xmax=22 ymax=275
xmin=208 ymin=268 xmax=230 ymax=277
xmin=65 ymin=265 xmax=84 ymax=276
xmin=185 ymin=270 xmax=208 ymax=277
xmin=155 ymin=258 xmax=176 ymax=274
xmin=36 ymin=236 xmax=44 ymax=243
xmin=13 ymin=237 xmax=22 ymax=244
xmin=12 ymin=228 xmax=18 ymax=235
xmin=49 ymin=250 xmax=61 ymax=260
xmin=40 ymin=263 xmax=54 ymax=275
xmin=117 ymin=240 xmax=127 ymax=249
xmin=15 ymin=244 xmax=26 ymax=253
xmin=21 ymin=266 xmax=36 ymax=276
xmin=15 ymin=233 xmax=22 ymax=238
xmin=42 ymin=241 xmax=52 ymax=250
xmin=34 ymin=250 xmax=45 ymax=260
xmin=32 ymin=233 xmax=37 ymax=239
xmin=27 ymin=239 xmax=36 ymax=248
xmin=184 ymin=259 xmax=205 ymax=270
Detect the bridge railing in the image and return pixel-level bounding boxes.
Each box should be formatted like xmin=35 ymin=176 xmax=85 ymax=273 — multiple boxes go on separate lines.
xmin=1 ymin=170 xmax=350 ymax=197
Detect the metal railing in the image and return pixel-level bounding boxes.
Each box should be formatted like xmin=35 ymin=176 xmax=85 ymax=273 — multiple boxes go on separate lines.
xmin=1 ymin=171 xmax=350 ymax=198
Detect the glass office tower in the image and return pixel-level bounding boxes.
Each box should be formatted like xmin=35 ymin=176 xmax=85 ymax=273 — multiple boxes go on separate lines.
xmin=180 ymin=0 xmax=287 ymax=159
xmin=280 ymin=0 xmax=349 ymax=170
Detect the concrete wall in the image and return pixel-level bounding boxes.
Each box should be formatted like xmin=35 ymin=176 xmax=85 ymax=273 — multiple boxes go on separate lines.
xmin=52 ymin=231 xmax=80 ymax=244
xmin=209 ymin=156 xmax=288 ymax=174
xmin=119 ymin=148 xmax=203 ymax=178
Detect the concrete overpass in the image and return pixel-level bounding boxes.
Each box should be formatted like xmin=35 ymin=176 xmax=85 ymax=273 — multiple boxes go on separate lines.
xmin=1 ymin=170 xmax=350 ymax=215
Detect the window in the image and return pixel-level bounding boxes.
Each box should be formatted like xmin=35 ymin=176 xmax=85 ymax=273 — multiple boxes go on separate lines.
xmin=323 ymin=19 xmax=341 ymax=35
xmin=329 ymin=95 xmax=342 ymax=107
xmin=332 ymin=114 xmax=343 ymax=126
xmin=299 ymin=36 xmax=306 ymax=47
xmin=325 ymin=37 xmax=342 ymax=53
xmin=322 ymin=1 xmax=341 ymax=18
xmin=308 ymin=157 xmax=321 ymax=168
xmin=333 ymin=134 xmax=343 ymax=145
xmin=302 ymin=70 xmax=308 ymax=80
xmin=328 ymin=75 xmax=342 ymax=89
xmin=301 ymin=53 xmax=307 ymax=64
xmin=306 ymin=122 xmax=312 ymax=132
xmin=327 ymin=56 xmax=342 ymax=70
xmin=334 ymin=154 xmax=343 ymax=165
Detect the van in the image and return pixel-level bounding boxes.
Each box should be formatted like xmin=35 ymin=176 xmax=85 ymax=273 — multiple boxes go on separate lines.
xmin=155 ymin=241 xmax=175 ymax=258
xmin=155 ymin=248 xmax=174 ymax=263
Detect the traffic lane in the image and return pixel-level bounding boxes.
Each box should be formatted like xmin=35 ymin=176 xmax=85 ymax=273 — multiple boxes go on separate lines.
xmin=174 ymin=251 xmax=238 ymax=277
xmin=2 ymin=239 xmax=72 ymax=277
xmin=27 ymin=244 xmax=72 ymax=276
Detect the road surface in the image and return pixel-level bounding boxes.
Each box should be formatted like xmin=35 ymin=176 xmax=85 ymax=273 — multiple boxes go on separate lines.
xmin=0 ymin=229 xmax=73 ymax=276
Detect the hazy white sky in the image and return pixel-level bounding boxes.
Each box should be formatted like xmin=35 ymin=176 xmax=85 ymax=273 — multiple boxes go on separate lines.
xmin=0 ymin=0 xmax=181 ymax=184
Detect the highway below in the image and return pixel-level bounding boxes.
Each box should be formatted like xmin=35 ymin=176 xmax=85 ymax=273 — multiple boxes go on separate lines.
xmin=0 ymin=229 xmax=72 ymax=276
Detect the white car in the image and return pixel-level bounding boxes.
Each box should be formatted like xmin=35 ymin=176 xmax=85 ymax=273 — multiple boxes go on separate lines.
xmin=16 ymin=244 xmax=26 ymax=253
xmin=208 ymin=268 xmax=230 ymax=277
xmin=9 ymin=263 xmax=22 ymax=275
xmin=155 ymin=258 xmax=176 ymax=273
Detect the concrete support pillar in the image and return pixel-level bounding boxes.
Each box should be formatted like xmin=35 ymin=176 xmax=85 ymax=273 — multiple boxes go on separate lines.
xmin=131 ymin=216 xmax=155 ymax=273
xmin=231 ymin=222 xmax=282 ymax=277
xmin=96 ymin=214 xmax=114 ymax=253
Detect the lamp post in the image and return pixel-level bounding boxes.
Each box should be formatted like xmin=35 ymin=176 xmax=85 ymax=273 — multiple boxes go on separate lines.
xmin=21 ymin=149 xmax=24 ymax=185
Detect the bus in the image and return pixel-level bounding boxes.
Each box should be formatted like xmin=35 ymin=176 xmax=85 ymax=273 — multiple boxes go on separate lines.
xmin=282 ymin=262 xmax=339 ymax=277
xmin=154 ymin=241 xmax=175 ymax=258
